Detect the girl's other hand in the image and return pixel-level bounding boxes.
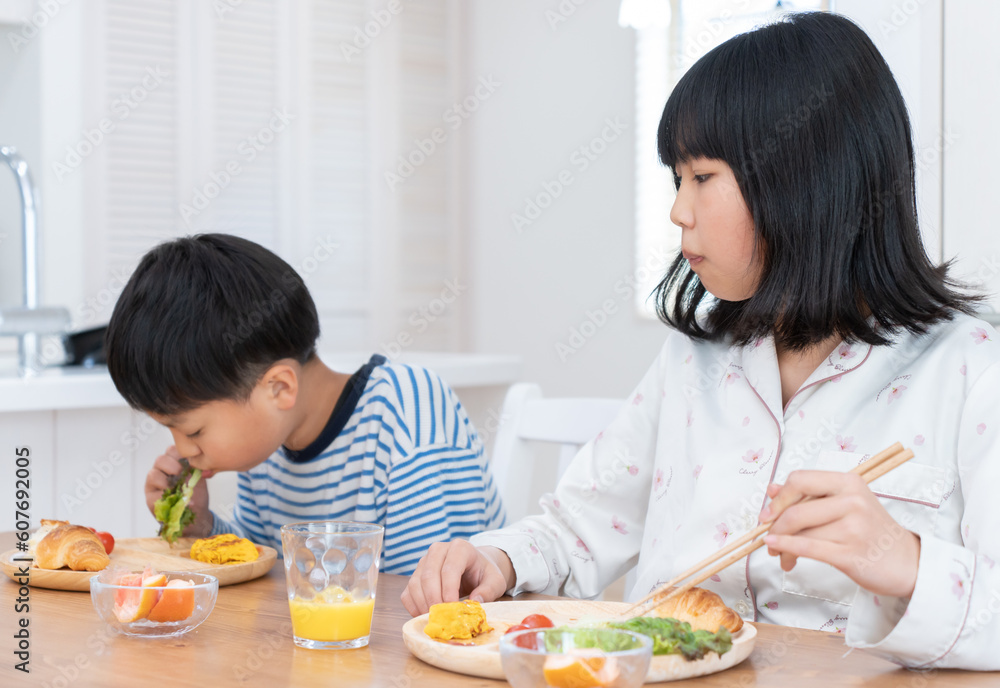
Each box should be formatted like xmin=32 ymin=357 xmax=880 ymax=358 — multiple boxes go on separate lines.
xmin=401 ymin=540 xmax=515 ymax=617
xmin=759 ymin=470 xmax=921 ymax=599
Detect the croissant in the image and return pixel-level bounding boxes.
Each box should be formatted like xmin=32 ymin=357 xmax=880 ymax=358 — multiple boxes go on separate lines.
xmin=26 ymin=518 xmax=66 ymax=556
xmin=647 ymin=586 xmax=744 ymax=634
xmin=34 ymin=523 xmax=110 ymax=572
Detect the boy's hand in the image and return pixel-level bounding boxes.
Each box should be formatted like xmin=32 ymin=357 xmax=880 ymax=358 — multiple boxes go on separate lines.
xmin=401 ymin=541 xmax=515 ymax=617
xmin=759 ymin=470 xmax=921 ymax=599
xmin=144 ymin=445 xmax=214 ymax=538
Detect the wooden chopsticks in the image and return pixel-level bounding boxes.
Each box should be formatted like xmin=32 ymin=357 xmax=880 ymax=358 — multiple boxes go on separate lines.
xmin=622 ymin=441 xmax=913 ymax=618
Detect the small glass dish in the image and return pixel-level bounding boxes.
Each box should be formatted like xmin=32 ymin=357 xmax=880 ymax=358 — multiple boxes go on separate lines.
xmin=90 ymin=569 xmax=218 ymax=638
xmin=499 ymin=627 xmax=653 ymax=688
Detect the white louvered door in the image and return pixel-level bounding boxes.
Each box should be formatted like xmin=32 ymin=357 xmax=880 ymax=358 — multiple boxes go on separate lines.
xmin=299 ymin=0 xmax=375 ymax=350
xmin=81 ymin=0 xmax=464 ymax=354
xmin=188 ymin=0 xmax=283 ymax=252
xmin=394 ymin=0 xmax=463 ymax=352
xmin=85 ymin=0 xmax=184 ymax=328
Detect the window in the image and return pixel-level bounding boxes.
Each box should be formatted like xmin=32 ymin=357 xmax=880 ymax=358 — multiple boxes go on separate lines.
xmin=624 ymin=0 xmax=829 ymax=318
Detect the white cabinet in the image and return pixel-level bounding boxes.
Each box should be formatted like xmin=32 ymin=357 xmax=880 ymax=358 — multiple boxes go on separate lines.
xmin=0 ymin=406 xmax=164 ymax=537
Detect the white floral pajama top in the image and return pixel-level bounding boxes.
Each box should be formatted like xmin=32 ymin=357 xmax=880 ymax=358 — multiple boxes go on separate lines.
xmin=471 ymin=313 xmax=1000 ymax=670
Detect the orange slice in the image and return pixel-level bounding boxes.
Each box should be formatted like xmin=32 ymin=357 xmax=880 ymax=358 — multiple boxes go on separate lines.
xmin=542 ymin=652 xmax=619 ymax=688
xmin=147 ymin=579 xmax=196 ymax=622
xmin=114 ymin=572 xmax=167 ymax=623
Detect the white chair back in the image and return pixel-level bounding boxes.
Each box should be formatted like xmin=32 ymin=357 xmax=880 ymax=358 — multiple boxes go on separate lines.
xmin=490 ymin=382 xmax=636 ymax=599
xmin=491 ymin=382 xmax=624 ymax=527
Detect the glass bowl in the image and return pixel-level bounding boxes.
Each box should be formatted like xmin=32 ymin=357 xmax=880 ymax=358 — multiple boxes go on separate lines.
xmin=500 ymin=627 xmax=653 ymax=688
xmin=90 ymin=569 xmax=218 ymax=637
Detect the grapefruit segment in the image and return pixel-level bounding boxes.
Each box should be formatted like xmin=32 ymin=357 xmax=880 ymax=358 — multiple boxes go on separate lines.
xmin=146 ymin=579 xmax=196 ymax=622
xmin=114 ymin=572 xmax=166 ymax=623
xmin=113 ymin=572 xmax=143 ymax=608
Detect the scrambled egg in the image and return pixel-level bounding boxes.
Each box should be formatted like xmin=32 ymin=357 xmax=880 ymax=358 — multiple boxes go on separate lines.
xmin=423 ymin=600 xmax=492 ymax=640
xmin=190 ymin=533 xmax=260 ymax=565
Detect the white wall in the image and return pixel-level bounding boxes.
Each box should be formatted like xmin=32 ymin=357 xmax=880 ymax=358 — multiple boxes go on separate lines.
xmin=465 ymin=0 xmax=669 ymax=400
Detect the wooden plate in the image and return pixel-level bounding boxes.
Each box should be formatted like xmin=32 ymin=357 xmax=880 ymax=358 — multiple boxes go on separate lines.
xmin=0 ymin=537 xmax=278 ymax=592
xmin=402 ymin=600 xmax=756 ymax=683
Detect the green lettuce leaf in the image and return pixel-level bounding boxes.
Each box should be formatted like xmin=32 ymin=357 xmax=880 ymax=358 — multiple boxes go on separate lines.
xmin=608 ymin=617 xmax=732 ymax=661
xmin=537 ymin=619 xmax=732 ymax=660
xmin=153 ymin=464 xmax=201 ymax=543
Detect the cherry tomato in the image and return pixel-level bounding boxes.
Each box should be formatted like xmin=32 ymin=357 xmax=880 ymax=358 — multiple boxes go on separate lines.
xmin=95 ymin=531 xmax=115 ymax=555
xmin=520 ymin=614 xmax=554 ymax=630
xmin=507 ymin=627 xmax=537 ymax=650
xmin=86 ymin=527 xmax=96 ymax=533
xmin=505 ymin=623 xmax=529 ymax=635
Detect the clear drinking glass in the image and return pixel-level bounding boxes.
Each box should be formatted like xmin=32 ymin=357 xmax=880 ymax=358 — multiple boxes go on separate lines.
xmin=280 ymin=521 xmax=384 ymax=649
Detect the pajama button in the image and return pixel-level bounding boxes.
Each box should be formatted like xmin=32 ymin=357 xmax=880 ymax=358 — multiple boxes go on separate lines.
xmin=734 ymin=600 xmax=752 ymax=616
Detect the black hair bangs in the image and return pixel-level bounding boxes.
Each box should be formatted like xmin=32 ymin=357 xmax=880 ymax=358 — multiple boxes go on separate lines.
xmin=657 ymin=38 xmax=751 ymax=179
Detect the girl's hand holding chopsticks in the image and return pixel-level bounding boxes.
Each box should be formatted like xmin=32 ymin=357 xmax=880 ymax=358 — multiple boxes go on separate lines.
xmin=760 ymin=470 xmax=921 ymax=599
xmin=624 ymin=443 xmax=919 ymax=619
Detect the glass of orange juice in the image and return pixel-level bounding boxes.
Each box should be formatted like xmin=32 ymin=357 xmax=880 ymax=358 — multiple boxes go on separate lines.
xmin=280 ymin=521 xmax=384 ymax=650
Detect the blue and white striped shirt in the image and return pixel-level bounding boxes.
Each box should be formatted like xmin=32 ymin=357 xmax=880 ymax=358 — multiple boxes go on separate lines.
xmin=209 ymin=355 xmax=506 ymax=574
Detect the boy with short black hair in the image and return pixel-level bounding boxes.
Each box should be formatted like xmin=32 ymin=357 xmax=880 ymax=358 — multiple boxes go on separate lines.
xmin=106 ymin=233 xmax=505 ymax=574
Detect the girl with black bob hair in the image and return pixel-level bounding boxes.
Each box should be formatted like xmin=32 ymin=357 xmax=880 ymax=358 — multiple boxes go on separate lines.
xmin=655 ymin=11 xmax=979 ymax=348
xmin=404 ymin=12 xmax=1000 ymax=671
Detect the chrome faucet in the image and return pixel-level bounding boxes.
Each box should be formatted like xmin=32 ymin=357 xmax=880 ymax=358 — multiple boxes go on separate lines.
xmin=0 ymin=147 xmax=38 ymax=310
xmin=0 ymin=146 xmax=69 ymax=374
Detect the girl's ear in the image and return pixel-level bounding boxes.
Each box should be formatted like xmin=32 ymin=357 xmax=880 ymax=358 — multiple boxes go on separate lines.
xmin=260 ymin=361 xmax=299 ymax=411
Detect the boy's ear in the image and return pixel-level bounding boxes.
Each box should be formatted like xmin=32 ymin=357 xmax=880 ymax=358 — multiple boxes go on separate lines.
xmin=260 ymin=361 xmax=299 ymax=411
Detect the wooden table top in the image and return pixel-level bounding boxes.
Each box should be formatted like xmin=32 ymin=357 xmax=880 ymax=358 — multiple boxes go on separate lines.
xmin=1 ymin=561 xmax=997 ymax=687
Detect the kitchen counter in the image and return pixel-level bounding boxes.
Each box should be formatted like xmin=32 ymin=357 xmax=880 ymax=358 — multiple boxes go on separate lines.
xmin=0 ymin=351 xmax=522 ymax=412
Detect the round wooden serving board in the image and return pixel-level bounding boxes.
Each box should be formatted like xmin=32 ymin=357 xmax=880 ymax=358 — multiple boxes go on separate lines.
xmin=0 ymin=537 xmax=277 ymax=592
xmin=402 ymin=599 xmax=756 ymax=683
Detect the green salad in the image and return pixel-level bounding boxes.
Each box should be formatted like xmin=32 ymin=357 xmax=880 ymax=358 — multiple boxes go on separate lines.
xmin=608 ymin=617 xmax=732 ymax=661
xmin=153 ymin=462 xmax=202 ymax=543
xmin=544 ymin=617 xmax=733 ymax=661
